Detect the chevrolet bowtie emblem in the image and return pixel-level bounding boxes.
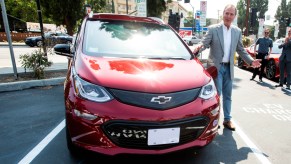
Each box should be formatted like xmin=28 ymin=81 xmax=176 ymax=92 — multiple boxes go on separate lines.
xmin=150 ymin=96 xmax=172 ymax=104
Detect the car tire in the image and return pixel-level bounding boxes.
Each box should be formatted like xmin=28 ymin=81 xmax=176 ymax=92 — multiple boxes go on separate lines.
xmin=36 ymin=41 xmax=43 ymax=47
xmin=66 ymin=124 xmax=81 ymax=156
xmin=237 ymin=56 xmax=245 ymax=69
xmin=66 ymin=41 xmax=72 ymax=44
xmin=189 ymin=41 xmax=193 ymax=46
xmin=265 ymin=60 xmax=276 ymax=80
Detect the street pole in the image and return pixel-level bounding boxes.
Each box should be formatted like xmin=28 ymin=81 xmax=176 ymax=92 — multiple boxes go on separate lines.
xmin=111 ymin=0 xmax=114 ymax=13
xmin=189 ymin=3 xmax=194 ymax=35
xmin=35 ymin=0 xmax=47 ymax=57
xmin=126 ymin=0 xmax=128 ymax=14
xmin=245 ymin=0 xmax=250 ymax=36
xmin=217 ymin=10 xmax=220 ymax=23
xmin=1 ymin=0 xmax=18 ymax=79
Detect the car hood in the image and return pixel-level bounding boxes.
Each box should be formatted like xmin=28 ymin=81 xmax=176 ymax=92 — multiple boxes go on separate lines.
xmin=74 ymin=55 xmax=211 ymax=93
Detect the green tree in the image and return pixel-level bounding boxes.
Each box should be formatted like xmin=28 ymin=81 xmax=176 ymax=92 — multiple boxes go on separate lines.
xmin=237 ymin=0 xmax=246 ymax=30
xmin=274 ymin=0 xmax=289 ymax=38
xmin=237 ymin=0 xmax=268 ymax=35
xmin=39 ymin=0 xmax=107 ymax=35
xmin=40 ymin=0 xmax=84 ymax=35
xmin=3 ymin=0 xmax=53 ymax=25
xmin=147 ymin=0 xmax=172 ymax=17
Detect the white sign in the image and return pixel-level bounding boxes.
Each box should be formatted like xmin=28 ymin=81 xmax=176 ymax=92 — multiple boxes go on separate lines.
xmin=200 ymin=1 xmax=207 ymax=12
xmin=200 ymin=13 xmax=206 ymax=26
xmin=258 ymin=18 xmax=265 ymax=38
xmin=136 ymin=0 xmax=147 ymax=17
xmin=200 ymin=1 xmax=207 ymax=26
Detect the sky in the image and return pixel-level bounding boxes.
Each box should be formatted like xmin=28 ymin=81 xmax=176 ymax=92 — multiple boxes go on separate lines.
xmin=179 ymin=0 xmax=282 ymax=25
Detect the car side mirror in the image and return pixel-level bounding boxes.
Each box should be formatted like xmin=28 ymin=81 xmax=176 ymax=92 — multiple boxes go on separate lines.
xmin=54 ymin=44 xmax=73 ymax=58
xmin=206 ymin=66 xmax=218 ymax=79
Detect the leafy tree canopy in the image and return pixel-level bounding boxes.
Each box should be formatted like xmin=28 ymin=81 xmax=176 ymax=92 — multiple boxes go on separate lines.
xmin=237 ymin=0 xmax=268 ymax=36
xmin=274 ymin=0 xmax=291 ymax=38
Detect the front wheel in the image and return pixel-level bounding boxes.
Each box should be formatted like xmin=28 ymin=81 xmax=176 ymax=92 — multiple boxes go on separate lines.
xmin=188 ymin=41 xmax=193 ymax=46
xmin=265 ymin=60 xmax=276 ymax=80
xmin=66 ymin=124 xmax=81 ymax=156
xmin=36 ymin=41 xmax=43 ymax=47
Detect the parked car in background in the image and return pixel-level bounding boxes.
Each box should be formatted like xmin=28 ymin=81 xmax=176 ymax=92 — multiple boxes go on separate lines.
xmin=182 ymin=35 xmax=201 ymax=46
xmin=54 ymin=14 xmax=220 ymax=156
xmin=237 ymin=43 xmax=282 ymax=80
xmin=274 ymin=38 xmax=284 ymax=44
xmin=25 ymin=32 xmax=73 ymax=47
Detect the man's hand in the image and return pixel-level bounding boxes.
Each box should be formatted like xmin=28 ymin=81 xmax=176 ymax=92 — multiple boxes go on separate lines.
xmin=193 ymin=44 xmax=203 ymax=55
xmin=251 ymin=59 xmax=261 ymax=68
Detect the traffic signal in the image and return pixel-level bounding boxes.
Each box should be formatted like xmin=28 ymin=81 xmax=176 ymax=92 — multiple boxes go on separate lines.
xmin=168 ymin=12 xmax=180 ymax=32
xmin=285 ymin=17 xmax=291 ymax=27
xmin=168 ymin=14 xmax=176 ymax=29
xmin=250 ymin=8 xmax=257 ymax=27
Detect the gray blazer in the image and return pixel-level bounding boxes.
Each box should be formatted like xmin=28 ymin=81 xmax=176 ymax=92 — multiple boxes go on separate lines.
xmin=200 ymin=23 xmax=253 ymax=80
xmin=278 ymin=38 xmax=291 ymax=62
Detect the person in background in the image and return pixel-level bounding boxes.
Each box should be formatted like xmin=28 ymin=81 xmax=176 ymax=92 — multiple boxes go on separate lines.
xmin=275 ymin=29 xmax=291 ymax=90
xmin=250 ymin=28 xmax=273 ymax=82
xmin=193 ymin=4 xmax=261 ymax=131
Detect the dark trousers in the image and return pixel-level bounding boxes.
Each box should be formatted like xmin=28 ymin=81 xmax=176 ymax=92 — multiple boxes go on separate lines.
xmin=279 ymin=57 xmax=291 ymax=88
xmin=252 ymin=53 xmax=267 ymax=79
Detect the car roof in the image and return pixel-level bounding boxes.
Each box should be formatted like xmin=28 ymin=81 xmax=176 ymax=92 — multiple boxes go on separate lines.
xmin=88 ymin=13 xmax=165 ymax=25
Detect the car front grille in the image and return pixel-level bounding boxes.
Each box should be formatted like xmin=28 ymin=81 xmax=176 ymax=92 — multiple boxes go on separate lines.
xmin=109 ymin=88 xmax=201 ymax=110
xmin=102 ymin=117 xmax=209 ymax=149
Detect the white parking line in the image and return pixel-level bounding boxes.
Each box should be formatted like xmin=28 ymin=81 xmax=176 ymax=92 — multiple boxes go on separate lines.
xmin=232 ymin=120 xmax=272 ymax=164
xmin=18 ymin=119 xmax=65 ymax=164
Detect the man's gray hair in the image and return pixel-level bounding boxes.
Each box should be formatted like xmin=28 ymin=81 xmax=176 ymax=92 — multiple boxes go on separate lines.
xmin=223 ymin=4 xmax=237 ymax=15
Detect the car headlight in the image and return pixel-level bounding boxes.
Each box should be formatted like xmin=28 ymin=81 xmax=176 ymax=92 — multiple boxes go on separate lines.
xmin=72 ymin=67 xmax=113 ymax=102
xmin=199 ymin=78 xmax=217 ymax=100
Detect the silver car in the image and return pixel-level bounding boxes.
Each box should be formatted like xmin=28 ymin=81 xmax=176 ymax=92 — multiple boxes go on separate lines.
xmin=182 ymin=35 xmax=201 ymax=46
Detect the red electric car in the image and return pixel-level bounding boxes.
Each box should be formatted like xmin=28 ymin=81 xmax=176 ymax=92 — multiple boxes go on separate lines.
xmin=54 ymin=14 xmax=220 ymax=156
xmin=237 ymin=43 xmax=282 ymax=80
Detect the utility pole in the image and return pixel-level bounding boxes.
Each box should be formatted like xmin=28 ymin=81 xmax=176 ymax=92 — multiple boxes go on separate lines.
xmin=126 ymin=0 xmax=128 ymax=14
xmin=1 ymin=0 xmax=18 ymax=79
xmin=245 ymin=0 xmax=250 ymax=36
xmin=189 ymin=4 xmax=194 ymax=35
xmin=36 ymin=0 xmax=47 ymax=57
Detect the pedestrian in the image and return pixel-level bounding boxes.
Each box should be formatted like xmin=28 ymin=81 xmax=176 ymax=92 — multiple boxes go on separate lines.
xmin=193 ymin=4 xmax=261 ymax=131
xmin=250 ymin=28 xmax=273 ymax=82
xmin=275 ymin=29 xmax=291 ymax=90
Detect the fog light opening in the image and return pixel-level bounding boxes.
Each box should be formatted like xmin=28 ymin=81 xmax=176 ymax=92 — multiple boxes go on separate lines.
xmin=210 ymin=106 xmax=219 ymax=116
xmin=74 ymin=109 xmax=98 ymax=120
xmin=213 ymin=119 xmax=218 ymax=127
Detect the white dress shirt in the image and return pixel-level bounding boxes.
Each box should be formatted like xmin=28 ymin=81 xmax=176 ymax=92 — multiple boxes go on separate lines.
xmin=222 ymin=24 xmax=232 ymax=63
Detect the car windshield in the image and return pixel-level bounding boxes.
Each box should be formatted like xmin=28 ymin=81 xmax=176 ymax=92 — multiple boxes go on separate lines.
xmin=83 ymin=20 xmax=191 ymax=59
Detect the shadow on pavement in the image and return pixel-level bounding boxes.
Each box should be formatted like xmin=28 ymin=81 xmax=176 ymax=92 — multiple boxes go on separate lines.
xmin=68 ymin=128 xmax=262 ymax=164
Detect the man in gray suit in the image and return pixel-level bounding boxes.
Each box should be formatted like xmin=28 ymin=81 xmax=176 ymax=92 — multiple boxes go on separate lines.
xmin=194 ymin=4 xmax=261 ymax=131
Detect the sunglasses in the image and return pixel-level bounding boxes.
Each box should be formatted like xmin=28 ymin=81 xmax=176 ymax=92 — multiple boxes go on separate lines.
xmin=265 ymin=32 xmax=269 ymax=34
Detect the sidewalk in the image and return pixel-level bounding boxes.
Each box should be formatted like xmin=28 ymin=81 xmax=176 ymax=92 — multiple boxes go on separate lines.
xmin=0 ymin=42 xmax=68 ymax=92
xmin=0 ymin=42 xmax=26 ymax=46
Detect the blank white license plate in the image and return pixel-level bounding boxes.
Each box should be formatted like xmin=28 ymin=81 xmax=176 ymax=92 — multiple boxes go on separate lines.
xmin=147 ymin=127 xmax=180 ymax=146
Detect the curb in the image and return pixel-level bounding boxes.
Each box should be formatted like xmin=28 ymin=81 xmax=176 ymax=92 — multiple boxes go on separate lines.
xmin=0 ymin=77 xmax=65 ymax=92
xmin=0 ymin=43 xmax=26 ymax=46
